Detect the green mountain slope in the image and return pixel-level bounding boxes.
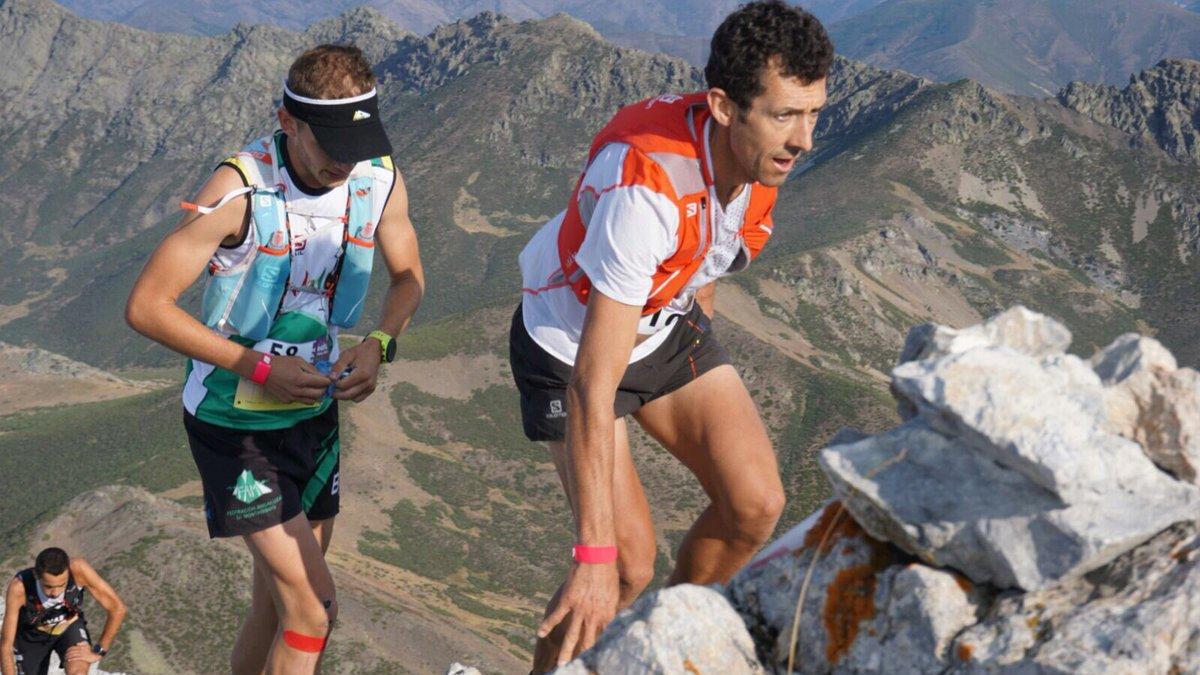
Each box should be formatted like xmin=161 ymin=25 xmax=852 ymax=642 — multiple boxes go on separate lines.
xmin=2 ymin=3 xmax=1200 ymax=670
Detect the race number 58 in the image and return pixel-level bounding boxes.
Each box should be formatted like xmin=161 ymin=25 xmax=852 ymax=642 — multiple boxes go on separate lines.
xmin=268 ymin=342 xmax=300 ymax=356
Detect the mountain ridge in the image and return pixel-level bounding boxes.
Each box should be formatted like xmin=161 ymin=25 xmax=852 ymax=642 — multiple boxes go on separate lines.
xmin=829 ymin=0 xmax=1200 ymax=97
xmin=2 ymin=3 xmax=1200 ymax=671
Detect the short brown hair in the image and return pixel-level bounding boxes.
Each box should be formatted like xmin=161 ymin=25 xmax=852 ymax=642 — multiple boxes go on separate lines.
xmin=286 ymin=44 xmax=376 ymax=99
xmin=35 ymin=547 xmax=69 ymax=576
xmin=706 ymin=1 xmax=833 ymax=109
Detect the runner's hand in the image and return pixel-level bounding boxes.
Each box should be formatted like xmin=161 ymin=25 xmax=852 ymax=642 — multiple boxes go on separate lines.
xmin=264 ymin=355 xmax=333 ymax=403
xmin=64 ymin=643 xmax=101 ymax=664
xmin=330 ymin=341 xmax=382 ymax=402
xmin=538 ymin=561 xmax=619 ymax=667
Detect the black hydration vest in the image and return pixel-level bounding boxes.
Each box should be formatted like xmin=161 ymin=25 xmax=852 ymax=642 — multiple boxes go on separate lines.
xmin=15 ymin=568 xmax=85 ymax=639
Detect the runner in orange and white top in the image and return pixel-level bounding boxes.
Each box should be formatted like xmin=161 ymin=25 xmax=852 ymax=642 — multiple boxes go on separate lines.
xmin=508 ymin=2 xmax=834 ymax=670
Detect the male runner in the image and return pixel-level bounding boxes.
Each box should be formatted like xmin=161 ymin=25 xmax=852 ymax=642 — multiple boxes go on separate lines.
xmin=126 ymin=44 xmax=423 ymax=674
xmin=1 ymin=547 xmax=126 ymax=675
xmin=509 ymin=2 xmax=833 ymax=669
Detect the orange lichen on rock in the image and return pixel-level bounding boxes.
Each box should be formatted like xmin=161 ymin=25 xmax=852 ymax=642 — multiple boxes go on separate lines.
xmin=956 ymin=643 xmax=974 ymax=661
xmin=953 ymin=572 xmax=975 ymax=593
xmin=682 ymin=658 xmax=701 ymax=675
xmin=822 ymin=563 xmax=879 ymax=663
xmin=801 ymin=501 xmax=900 ymax=664
xmin=802 ymin=501 xmax=868 ymax=553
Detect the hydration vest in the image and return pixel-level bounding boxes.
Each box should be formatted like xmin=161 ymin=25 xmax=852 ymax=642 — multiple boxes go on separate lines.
xmin=16 ymin=568 xmax=85 ymax=635
xmin=193 ymin=132 xmax=389 ymax=341
xmin=557 ymin=92 xmax=778 ymax=315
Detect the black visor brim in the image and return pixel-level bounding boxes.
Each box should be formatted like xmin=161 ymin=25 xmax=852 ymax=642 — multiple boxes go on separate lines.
xmin=308 ymin=120 xmax=393 ymax=164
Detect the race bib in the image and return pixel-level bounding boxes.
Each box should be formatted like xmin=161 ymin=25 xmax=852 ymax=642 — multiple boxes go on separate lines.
xmin=233 ymin=336 xmax=338 ymax=411
xmin=637 ymin=296 xmax=694 ymax=336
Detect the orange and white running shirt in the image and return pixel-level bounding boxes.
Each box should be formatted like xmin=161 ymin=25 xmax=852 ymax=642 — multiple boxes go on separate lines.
xmin=519 ymin=119 xmax=751 ymax=366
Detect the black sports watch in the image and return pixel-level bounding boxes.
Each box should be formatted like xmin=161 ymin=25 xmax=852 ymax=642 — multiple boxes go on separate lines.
xmin=366 ymin=330 xmax=396 ymax=363
xmin=92 ymin=644 xmax=108 ymax=657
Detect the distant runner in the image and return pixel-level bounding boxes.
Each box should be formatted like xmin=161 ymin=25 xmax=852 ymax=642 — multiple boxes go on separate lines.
xmin=126 ymin=45 xmax=423 ymax=674
xmin=1 ymin=547 xmax=126 ymax=675
xmin=509 ymin=1 xmax=833 ymax=669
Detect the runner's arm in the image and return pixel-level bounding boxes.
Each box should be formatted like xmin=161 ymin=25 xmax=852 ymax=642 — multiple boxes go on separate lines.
xmin=1 ymin=579 xmax=22 ymax=675
xmin=70 ymin=559 xmax=124 ymax=653
xmin=367 ymin=168 xmax=424 ymax=339
xmin=567 ymin=291 xmax=642 ymax=548
xmin=696 ymin=281 xmax=716 ymax=318
xmin=125 ymin=165 xmax=266 ymax=380
xmin=537 ymin=290 xmax=642 ymax=665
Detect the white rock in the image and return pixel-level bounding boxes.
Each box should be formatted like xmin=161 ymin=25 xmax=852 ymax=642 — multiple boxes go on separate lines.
xmin=820 ymin=417 xmax=1197 ymax=590
xmin=553 ymin=584 xmax=764 ymax=675
xmin=892 ymin=348 xmax=1167 ymax=500
xmin=1091 ymin=333 xmax=1178 ymax=381
xmin=897 ymin=305 xmax=1072 ymax=366
xmin=952 ymin=523 xmax=1200 ymax=674
xmin=1092 ymin=334 xmax=1200 ymax=484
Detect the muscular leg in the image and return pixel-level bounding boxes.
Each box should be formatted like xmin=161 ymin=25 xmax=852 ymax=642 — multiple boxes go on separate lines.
xmin=240 ymin=513 xmax=338 ymax=675
xmin=62 ymin=645 xmax=90 ymax=675
xmin=532 ymin=418 xmax=656 ymax=674
xmin=232 ymin=518 xmax=335 ymax=675
xmin=62 ymin=656 xmax=89 ymax=675
xmin=634 ymin=364 xmax=785 ymax=585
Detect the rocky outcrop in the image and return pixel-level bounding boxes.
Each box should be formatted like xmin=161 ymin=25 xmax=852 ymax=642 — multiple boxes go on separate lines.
xmin=528 ymin=307 xmax=1200 ymax=674
xmin=0 ymin=341 xmax=147 ymax=383
xmin=1059 ymin=59 xmax=1200 ymax=166
xmin=819 ymin=57 xmax=931 ymax=141
xmin=825 ymin=307 xmax=1200 ymax=590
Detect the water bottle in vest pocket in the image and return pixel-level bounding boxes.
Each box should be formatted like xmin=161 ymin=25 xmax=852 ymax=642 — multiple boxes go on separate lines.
xmin=328 ymin=175 xmax=376 ymax=328
xmin=201 ymin=262 xmax=247 ymax=329
xmin=228 ymin=189 xmax=290 ymax=340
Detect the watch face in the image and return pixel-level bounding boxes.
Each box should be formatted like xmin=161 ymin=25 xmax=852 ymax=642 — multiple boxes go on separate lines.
xmin=384 ymin=338 xmax=397 ymax=363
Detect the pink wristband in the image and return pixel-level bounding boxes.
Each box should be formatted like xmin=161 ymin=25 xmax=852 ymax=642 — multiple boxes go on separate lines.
xmin=573 ymin=545 xmax=618 ymax=564
xmin=250 ymin=353 xmax=273 ymax=385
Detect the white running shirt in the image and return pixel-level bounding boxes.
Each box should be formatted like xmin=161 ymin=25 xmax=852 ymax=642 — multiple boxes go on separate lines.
xmin=518 ymin=119 xmax=751 ymax=365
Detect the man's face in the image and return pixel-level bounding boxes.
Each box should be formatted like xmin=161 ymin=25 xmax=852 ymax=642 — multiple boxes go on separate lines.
xmin=38 ymin=570 xmax=69 ymax=596
xmin=277 ymin=108 xmax=356 ymax=187
xmin=724 ymin=63 xmax=827 ymax=188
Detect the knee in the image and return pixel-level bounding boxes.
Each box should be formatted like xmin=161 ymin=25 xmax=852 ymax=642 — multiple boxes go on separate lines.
xmin=284 ymin=596 xmax=334 ymax=638
xmin=64 ymin=661 xmax=89 ymax=675
xmin=727 ymin=485 xmax=786 ymax=543
xmin=618 ymin=555 xmax=656 ymax=600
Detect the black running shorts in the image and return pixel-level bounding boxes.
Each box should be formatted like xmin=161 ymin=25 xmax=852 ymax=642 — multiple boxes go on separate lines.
xmin=13 ymin=619 xmax=90 ymax=675
xmin=510 ymin=301 xmax=732 ymax=442
xmin=183 ymin=403 xmax=341 ymax=538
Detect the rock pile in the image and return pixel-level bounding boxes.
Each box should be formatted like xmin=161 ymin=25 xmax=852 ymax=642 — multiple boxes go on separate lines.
xmin=824 ymin=306 xmax=1198 ymax=590
xmin=523 ymin=307 xmax=1200 ymax=674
